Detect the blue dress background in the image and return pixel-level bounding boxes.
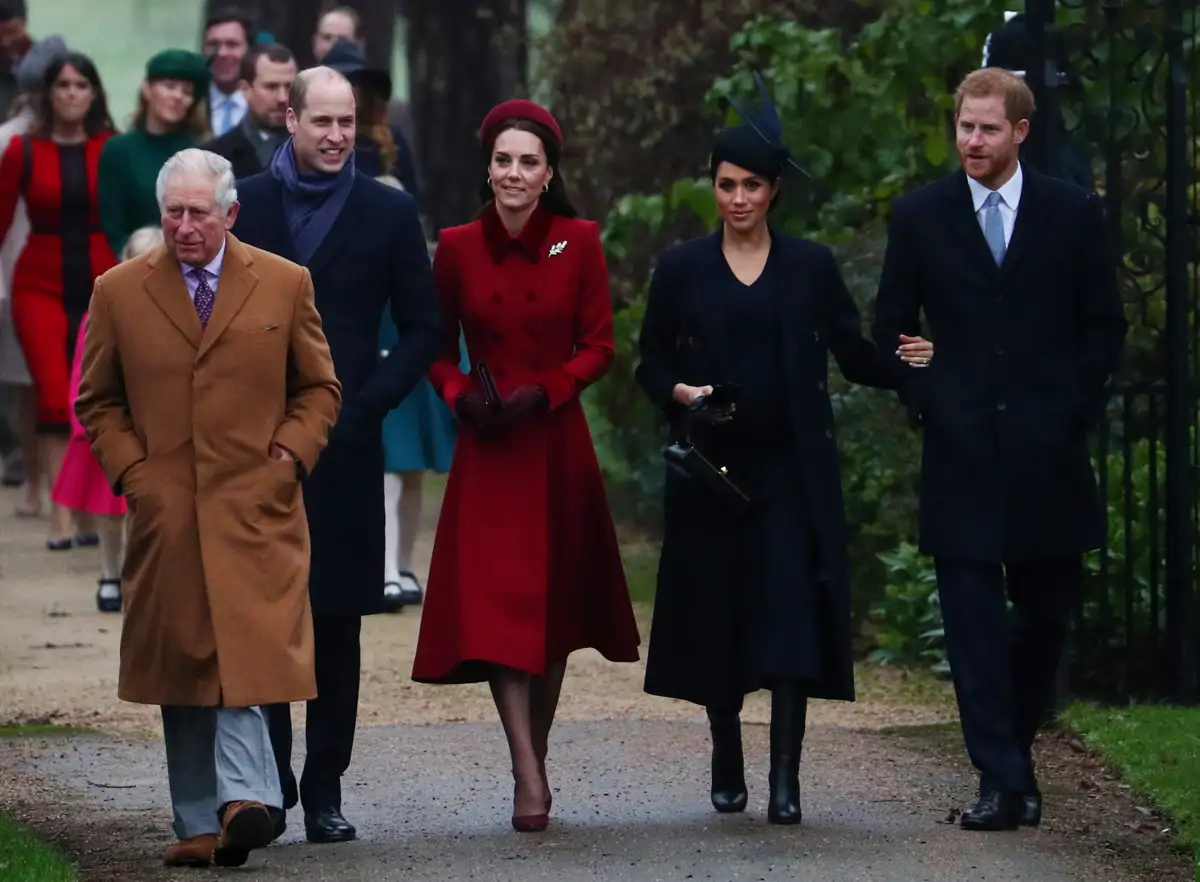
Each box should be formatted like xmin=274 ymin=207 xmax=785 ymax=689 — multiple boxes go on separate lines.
xmin=379 ymin=313 xmax=465 ymax=473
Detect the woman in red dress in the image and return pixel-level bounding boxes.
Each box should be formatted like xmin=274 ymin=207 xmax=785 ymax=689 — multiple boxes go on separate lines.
xmin=0 ymin=51 xmax=117 ymax=548
xmin=412 ymin=99 xmax=641 ymax=831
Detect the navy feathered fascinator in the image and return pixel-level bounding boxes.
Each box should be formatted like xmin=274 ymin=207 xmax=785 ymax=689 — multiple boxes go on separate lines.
xmin=711 ymin=71 xmax=810 ymax=182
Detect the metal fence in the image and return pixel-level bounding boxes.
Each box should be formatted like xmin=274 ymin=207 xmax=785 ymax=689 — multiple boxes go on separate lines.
xmin=1016 ymin=0 xmax=1199 ymax=702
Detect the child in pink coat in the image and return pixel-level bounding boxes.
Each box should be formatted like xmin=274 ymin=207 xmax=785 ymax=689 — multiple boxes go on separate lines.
xmin=51 ymin=227 xmax=163 ymax=612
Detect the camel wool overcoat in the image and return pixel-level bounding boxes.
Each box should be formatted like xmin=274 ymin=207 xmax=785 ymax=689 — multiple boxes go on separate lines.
xmin=75 ymin=234 xmax=342 ymax=707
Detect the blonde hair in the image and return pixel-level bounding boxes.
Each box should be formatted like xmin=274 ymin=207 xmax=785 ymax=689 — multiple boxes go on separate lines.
xmin=376 ymin=174 xmax=404 ymax=191
xmin=122 ymin=226 xmax=165 ymax=260
xmin=955 ymin=68 xmax=1036 ymax=124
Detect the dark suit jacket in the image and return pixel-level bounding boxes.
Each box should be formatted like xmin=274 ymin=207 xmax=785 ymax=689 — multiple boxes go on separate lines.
xmin=232 ymin=171 xmax=443 ymax=615
xmin=872 ymin=167 xmax=1127 ymax=564
xmin=202 ymin=125 xmax=267 ymax=181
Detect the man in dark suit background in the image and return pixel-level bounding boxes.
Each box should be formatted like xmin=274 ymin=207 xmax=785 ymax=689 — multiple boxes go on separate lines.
xmin=231 ymin=66 xmax=442 ymax=845
xmin=872 ymin=68 xmax=1127 ymax=831
xmin=203 ymin=43 xmax=296 ymax=180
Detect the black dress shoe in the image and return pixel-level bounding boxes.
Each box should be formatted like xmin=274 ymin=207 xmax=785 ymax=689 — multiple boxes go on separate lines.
xmin=304 ymin=806 xmax=357 ymax=843
xmin=961 ymin=791 xmax=1023 ymax=831
xmin=268 ymin=806 xmax=287 ymax=841
xmin=398 ymin=572 xmax=424 ymax=605
xmin=1020 ymin=791 xmax=1042 ymax=827
xmin=706 ymin=707 xmax=747 ymax=813
xmin=96 ymin=579 xmax=122 ymax=613
xmin=766 ymin=682 xmax=807 ymax=825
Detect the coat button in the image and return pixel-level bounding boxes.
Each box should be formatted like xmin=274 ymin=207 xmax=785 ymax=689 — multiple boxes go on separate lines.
xmin=825 ymin=428 xmax=833 ymax=438
xmin=491 ymin=331 xmax=504 ymax=342
xmin=996 ymin=401 xmax=1007 ymax=411
xmin=526 ymin=291 xmax=536 ymax=301
xmin=995 ymin=346 xmax=1005 ymax=356
xmin=528 ymin=330 xmax=538 ymax=341
xmin=814 ymin=331 xmax=821 ymax=342
xmin=492 ymin=292 xmax=502 ymax=303
xmin=817 ymin=380 xmax=826 ymax=391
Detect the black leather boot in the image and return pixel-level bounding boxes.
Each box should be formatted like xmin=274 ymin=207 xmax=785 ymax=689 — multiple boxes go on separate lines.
xmin=706 ymin=706 xmax=748 ymax=813
xmin=767 ymin=681 xmax=807 ymax=825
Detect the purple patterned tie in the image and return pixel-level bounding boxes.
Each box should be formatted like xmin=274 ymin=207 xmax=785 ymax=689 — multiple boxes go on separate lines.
xmin=192 ymin=268 xmax=214 ymax=327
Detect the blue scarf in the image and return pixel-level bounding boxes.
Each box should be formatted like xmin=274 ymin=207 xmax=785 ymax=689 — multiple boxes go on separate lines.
xmin=269 ymin=138 xmax=356 ymax=266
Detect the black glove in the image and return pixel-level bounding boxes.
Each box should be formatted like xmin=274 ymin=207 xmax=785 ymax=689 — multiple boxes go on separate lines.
xmin=690 ymin=394 xmax=736 ymax=426
xmin=491 ymin=384 xmax=549 ymax=428
xmin=455 ymin=390 xmax=499 ymax=428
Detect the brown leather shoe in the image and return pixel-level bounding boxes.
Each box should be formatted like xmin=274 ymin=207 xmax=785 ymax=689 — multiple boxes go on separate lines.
xmin=213 ymin=800 xmax=275 ymax=868
xmin=163 ymin=833 xmax=217 ymax=867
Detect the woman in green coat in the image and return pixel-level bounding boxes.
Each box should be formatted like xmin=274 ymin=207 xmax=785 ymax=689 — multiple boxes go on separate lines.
xmin=98 ymin=50 xmax=209 ymax=257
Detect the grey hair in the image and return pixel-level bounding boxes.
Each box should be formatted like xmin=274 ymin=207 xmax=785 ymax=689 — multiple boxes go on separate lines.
xmin=155 ymin=148 xmax=238 ymax=216
xmin=121 ymin=225 xmax=164 ymax=260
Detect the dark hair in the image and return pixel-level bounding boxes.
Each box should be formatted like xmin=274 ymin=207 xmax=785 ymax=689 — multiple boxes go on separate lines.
xmin=204 ymin=7 xmax=257 ymax=45
xmin=0 ymin=1 xmax=25 ymax=22
xmin=34 ymin=52 xmax=115 ymax=139
xmin=478 ymin=118 xmax=577 ymax=218
xmin=322 ymin=6 xmax=361 ymax=37
xmin=239 ymin=42 xmax=294 ymax=84
xmin=354 ymin=85 xmax=396 ymax=174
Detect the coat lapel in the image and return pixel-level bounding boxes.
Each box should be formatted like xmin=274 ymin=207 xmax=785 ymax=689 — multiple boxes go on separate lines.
xmin=305 ymin=176 xmax=371 ymax=277
xmin=698 ymin=231 xmax=734 ymax=378
xmin=197 ymin=234 xmax=259 ymax=361
xmin=995 ymin=167 xmax=1038 ymax=284
xmin=944 ymin=172 xmax=999 ymax=275
xmin=144 ymin=245 xmax=203 ymax=349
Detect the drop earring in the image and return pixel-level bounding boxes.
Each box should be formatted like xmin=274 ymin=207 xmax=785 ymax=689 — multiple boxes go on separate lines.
xmin=487 ymin=176 xmax=493 ymax=187
xmin=542 ymin=182 xmax=549 ymax=193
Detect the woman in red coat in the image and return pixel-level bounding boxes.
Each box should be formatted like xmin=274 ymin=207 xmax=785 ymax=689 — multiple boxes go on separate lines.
xmin=0 ymin=51 xmax=117 ymax=547
xmin=413 ymin=99 xmax=640 ymax=831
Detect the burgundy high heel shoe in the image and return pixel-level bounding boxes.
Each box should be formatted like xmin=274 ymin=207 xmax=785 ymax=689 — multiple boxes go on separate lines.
xmin=511 ymin=777 xmax=550 ymax=833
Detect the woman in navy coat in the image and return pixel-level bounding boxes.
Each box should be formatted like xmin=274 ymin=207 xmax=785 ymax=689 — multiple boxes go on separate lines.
xmin=635 ymin=78 xmax=933 ymax=825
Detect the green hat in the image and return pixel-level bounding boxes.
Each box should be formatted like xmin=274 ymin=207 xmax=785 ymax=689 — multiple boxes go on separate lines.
xmin=145 ymin=49 xmax=209 ymax=91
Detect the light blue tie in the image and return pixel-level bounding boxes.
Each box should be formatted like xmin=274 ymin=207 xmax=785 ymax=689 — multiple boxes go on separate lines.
xmin=983 ymin=190 xmax=1006 ymax=266
xmin=217 ymin=98 xmax=235 ymax=136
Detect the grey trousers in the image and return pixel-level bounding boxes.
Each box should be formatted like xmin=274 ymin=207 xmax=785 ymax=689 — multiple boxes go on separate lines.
xmin=161 ymin=705 xmax=282 ymax=840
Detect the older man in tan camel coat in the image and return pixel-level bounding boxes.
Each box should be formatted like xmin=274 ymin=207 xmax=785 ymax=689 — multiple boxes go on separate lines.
xmin=75 ymin=148 xmax=341 ymax=870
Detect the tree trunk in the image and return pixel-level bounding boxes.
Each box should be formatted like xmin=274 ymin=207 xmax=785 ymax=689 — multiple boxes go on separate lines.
xmin=404 ymin=0 xmax=527 ymax=233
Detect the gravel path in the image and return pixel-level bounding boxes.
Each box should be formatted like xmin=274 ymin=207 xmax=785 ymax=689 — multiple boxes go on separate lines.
xmin=1 ymin=485 xmax=1190 ymax=881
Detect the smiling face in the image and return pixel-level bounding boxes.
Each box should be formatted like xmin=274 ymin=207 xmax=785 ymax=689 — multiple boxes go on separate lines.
xmin=488 ymin=128 xmax=553 ymax=213
xmin=286 ymin=75 xmax=355 ymax=175
xmin=142 ymin=78 xmax=195 ymax=128
xmin=713 ymin=161 xmax=777 ymax=234
xmin=203 ymin=20 xmax=249 ymax=93
xmin=956 ymin=93 xmax=1027 ymax=189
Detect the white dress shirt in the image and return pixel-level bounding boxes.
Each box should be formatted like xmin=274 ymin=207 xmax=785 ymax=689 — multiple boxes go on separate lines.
xmin=181 ymin=240 xmax=226 ymax=302
xmin=967 ymin=162 xmax=1023 ymax=247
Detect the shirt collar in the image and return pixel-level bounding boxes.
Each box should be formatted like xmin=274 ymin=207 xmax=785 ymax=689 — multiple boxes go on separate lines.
xmin=967 ymin=161 xmax=1023 ymax=212
xmin=210 ymin=83 xmax=247 ymax=110
xmin=185 ymin=238 xmax=227 ymax=280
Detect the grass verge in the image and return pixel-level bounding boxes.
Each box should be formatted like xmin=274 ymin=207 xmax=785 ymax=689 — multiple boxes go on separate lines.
xmin=0 ymin=814 xmax=76 ymax=882
xmin=0 ymin=724 xmax=91 ymax=738
xmin=1061 ymin=702 xmax=1200 ymax=879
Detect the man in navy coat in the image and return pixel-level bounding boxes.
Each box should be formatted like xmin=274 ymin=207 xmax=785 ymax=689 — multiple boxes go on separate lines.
xmin=231 ymin=66 xmax=442 ymax=844
xmin=873 ymin=68 xmax=1126 ymax=832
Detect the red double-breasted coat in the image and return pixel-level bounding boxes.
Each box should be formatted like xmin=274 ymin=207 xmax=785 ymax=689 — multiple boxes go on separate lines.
xmin=412 ymin=203 xmax=641 ymax=684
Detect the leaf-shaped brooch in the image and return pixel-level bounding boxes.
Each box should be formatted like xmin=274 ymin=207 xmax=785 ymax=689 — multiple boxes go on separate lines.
xmin=548 ymin=240 xmax=567 ymax=257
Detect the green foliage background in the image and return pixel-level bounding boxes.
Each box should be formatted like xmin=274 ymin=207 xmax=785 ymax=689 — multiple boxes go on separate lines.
xmin=538 ymin=0 xmax=1180 ymax=670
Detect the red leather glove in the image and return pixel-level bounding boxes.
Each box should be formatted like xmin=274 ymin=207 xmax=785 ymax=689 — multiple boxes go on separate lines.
xmin=491 ymin=384 xmax=548 ymax=428
xmin=455 ymin=390 xmax=499 ymax=428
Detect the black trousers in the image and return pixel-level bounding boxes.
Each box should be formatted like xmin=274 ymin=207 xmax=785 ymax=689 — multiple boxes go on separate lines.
xmin=267 ymin=614 xmax=362 ymax=812
xmin=934 ymin=555 xmax=1080 ymax=796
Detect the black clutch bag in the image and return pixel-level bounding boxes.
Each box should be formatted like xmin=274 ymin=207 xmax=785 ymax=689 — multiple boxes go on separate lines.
xmin=662 ymin=397 xmax=752 ymax=517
